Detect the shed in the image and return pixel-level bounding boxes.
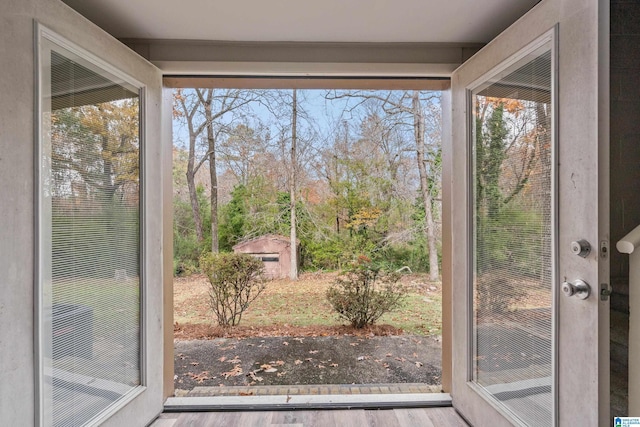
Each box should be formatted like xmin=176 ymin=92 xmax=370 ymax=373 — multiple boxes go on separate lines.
xmin=232 ymin=235 xmax=299 ymax=279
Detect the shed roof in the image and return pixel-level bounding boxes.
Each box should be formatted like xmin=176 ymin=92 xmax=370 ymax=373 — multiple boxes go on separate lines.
xmin=232 ymin=234 xmax=299 ymax=251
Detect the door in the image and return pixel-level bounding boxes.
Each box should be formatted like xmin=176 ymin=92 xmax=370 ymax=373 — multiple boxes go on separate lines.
xmin=449 ymin=0 xmax=609 ymax=426
xmin=35 ymin=16 xmax=165 ymax=427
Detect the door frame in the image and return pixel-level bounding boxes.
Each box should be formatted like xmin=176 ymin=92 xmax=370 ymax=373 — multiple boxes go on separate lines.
xmin=447 ymin=0 xmax=610 ymax=425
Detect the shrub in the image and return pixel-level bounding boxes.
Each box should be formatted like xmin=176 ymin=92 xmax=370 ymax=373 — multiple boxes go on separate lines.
xmin=326 ymin=257 xmax=407 ymax=328
xmin=475 ymin=270 xmax=526 ymax=314
xmin=199 ymin=252 xmax=266 ymax=327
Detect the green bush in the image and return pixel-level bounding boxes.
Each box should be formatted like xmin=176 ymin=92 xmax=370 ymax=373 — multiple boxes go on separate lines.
xmin=199 ymin=252 xmax=266 ymax=327
xmin=173 ymin=185 xmax=211 ymax=275
xmin=475 ymin=269 xmax=526 ymax=314
xmin=326 ymin=257 xmax=407 ymax=328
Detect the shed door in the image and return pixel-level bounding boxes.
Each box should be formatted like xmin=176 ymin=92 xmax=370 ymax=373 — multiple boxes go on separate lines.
xmin=36 ymin=23 xmax=164 ymax=427
xmin=449 ymin=0 xmax=609 ymax=425
xmin=260 ymin=253 xmax=282 ymax=278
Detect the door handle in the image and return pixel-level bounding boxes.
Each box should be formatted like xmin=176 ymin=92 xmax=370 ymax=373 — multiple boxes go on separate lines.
xmin=561 ymin=279 xmax=591 ymax=300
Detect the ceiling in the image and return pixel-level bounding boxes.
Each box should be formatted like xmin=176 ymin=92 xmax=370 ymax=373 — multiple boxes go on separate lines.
xmin=62 ymin=0 xmax=540 ymax=44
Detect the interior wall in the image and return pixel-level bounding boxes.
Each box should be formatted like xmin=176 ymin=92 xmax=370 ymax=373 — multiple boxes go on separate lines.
xmin=610 ymin=0 xmax=640 ymax=417
xmin=1 ymin=1 xmax=165 ymax=426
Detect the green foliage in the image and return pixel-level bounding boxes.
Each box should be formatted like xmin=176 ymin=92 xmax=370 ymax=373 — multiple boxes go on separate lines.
xmin=477 ymin=204 xmax=545 ymax=277
xmin=199 ymin=252 xmax=266 ymax=327
xmin=52 ymin=207 xmax=139 ymax=279
xmin=326 ymin=258 xmax=407 ymax=328
xmin=173 ymin=185 xmax=210 ymax=275
xmin=218 ymin=185 xmax=249 ymax=252
xmin=476 ymin=102 xmax=509 ymax=219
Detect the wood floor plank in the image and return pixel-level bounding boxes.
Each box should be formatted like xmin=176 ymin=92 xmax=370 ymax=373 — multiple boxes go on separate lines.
xmin=199 ymin=411 xmax=246 ymax=427
xmin=364 ymin=409 xmax=401 ymax=427
xmin=329 ymin=409 xmax=368 ymax=427
xmin=148 ymin=419 xmax=177 ymax=427
xmin=269 ymin=410 xmax=311 ymax=425
xmin=302 ymin=409 xmax=336 ymax=427
xmin=173 ymin=412 xmax=209 ymax=427
xmin=425 ymin=407 xmax=469 ymax=427
xmin=236 ymin=410 xmax=274 ymax=427
xmin=393 ymin=408 xmax=436 ymax=427
xmin=155 ymin=407 xmax=468 ymax=427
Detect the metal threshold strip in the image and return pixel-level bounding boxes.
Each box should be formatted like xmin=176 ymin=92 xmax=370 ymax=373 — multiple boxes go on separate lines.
xmin=164 ymin=392 xmax=452 ymax=412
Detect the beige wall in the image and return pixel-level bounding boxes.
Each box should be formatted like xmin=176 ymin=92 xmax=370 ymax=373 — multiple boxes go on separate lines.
xmin=0 ymin=1 xmax=165 ymax=425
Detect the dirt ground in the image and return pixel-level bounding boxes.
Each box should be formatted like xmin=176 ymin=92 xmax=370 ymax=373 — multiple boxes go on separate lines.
xmin=174 ymin=334 xmax=442 ymax=392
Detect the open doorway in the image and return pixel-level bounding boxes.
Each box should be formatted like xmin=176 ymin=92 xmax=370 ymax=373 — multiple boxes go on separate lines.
xmin=169 ymin=80 xmax=446 ymax=399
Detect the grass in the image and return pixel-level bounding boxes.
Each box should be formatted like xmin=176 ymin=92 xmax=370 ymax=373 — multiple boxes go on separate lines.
xmin=174 ymin=272 xmax=442 ymax=336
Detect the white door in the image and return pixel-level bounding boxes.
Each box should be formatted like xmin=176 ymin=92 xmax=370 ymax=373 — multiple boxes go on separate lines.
xmin=35 ymin=17 xmax=165 ymax=427
xmin=449 ymin=0 xmax=609 ymax=426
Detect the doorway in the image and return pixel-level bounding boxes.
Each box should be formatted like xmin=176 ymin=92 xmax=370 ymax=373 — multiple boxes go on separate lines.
xmin=168 ymin=81 xmax=449 ymax=401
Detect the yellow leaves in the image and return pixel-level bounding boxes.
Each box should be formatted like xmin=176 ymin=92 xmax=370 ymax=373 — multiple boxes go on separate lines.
xmin=345 ymin=207 xmax=382 ymax=230
xmin=480 ymin=97 xmax=524 ymax=115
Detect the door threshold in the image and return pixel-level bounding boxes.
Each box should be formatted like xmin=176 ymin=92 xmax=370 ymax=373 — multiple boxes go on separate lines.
xmin=164 ymin=392 xmax=451 ymax=412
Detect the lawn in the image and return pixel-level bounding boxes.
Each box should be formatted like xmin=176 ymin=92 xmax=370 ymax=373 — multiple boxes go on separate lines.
xmin=174 ymin=272 xmax=442 ymax=336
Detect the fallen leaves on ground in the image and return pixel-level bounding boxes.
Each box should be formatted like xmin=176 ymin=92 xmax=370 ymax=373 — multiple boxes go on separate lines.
xmin=222 ymin=365 xmax=243 ymax=379
xmin=187 ymin=371 xmax=211 ymax=383
xmin=247 ymin=371 xmax=263 ymax=382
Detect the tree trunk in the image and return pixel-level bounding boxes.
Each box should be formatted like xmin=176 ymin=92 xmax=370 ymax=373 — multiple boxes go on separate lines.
xmin=290 ymin=89 xmax=299 ymax=280
xmin=202 ymin=90 xmax=219 ymax=253
xmin=413 ymin=91 xmax=440 ymax=281
xmin=186 ymin=130 xmax=204 ymax=242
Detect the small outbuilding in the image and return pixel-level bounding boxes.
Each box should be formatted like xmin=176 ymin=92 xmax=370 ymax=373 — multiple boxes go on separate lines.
xmin=232 ymin=234 xmax=299 ymax=279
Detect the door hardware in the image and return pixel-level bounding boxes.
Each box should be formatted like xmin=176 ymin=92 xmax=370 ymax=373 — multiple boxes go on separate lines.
xmin=570 ymin=239 xmax=591 ymax=258
xmin=600 ymin=283 xmax=612 ymax=301
xmin=600 ymin=240 xmax=609 ymax=260
xmin=561 ymin=279 xmax=591 ymax=300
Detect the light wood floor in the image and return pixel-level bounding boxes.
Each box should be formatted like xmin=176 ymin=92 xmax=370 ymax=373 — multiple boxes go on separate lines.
xmin=150 ymin=407 xmax=469 ymax=427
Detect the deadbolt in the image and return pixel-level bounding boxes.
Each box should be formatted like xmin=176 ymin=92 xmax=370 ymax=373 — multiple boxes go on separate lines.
xmin=570 ymin=239 xmax=591 ymax=258
xmin=561 ymin=279 xmax=591 ymax=300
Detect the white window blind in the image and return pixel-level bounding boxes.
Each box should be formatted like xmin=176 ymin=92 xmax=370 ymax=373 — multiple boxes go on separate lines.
xmin=39 ymin=34 xmax=142 ymax=427
xmin=471 ymin=42 xmax=554 ymax=426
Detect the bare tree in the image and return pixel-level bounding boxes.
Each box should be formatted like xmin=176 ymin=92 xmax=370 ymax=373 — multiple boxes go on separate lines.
xmin=290 ymin=89 xmax=299 ymax=280
xmin=411 ymin=91 xmax=439 ymax=281
xmin=260 ymin=89 xmax=319 ymax=279
xmin=174 ymin=90 xmax=206 ymax=242
xmin=174 ymin=88 xmax=256 ymax=253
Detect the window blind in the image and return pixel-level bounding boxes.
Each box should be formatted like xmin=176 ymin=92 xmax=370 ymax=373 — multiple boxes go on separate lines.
xmin=40 ymin=37 xmax=142 ymax=427
xmin=471 ymin=43 xmax=554 ymax=426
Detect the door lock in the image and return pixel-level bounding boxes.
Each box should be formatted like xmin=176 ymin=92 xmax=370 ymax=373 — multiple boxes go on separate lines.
xmin=570 ymin=239 xmax=591 ymax=258
xmin=561 ymin=279 xmax=591 ymax=300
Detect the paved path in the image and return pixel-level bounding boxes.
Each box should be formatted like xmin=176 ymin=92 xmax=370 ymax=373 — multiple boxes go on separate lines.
xmin=184 ymin=382 xmax=441 ymax=397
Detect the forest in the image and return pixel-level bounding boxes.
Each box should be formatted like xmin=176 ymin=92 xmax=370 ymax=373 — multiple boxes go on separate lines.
xmin=172 ymin=89 xmax=443 ymax=279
